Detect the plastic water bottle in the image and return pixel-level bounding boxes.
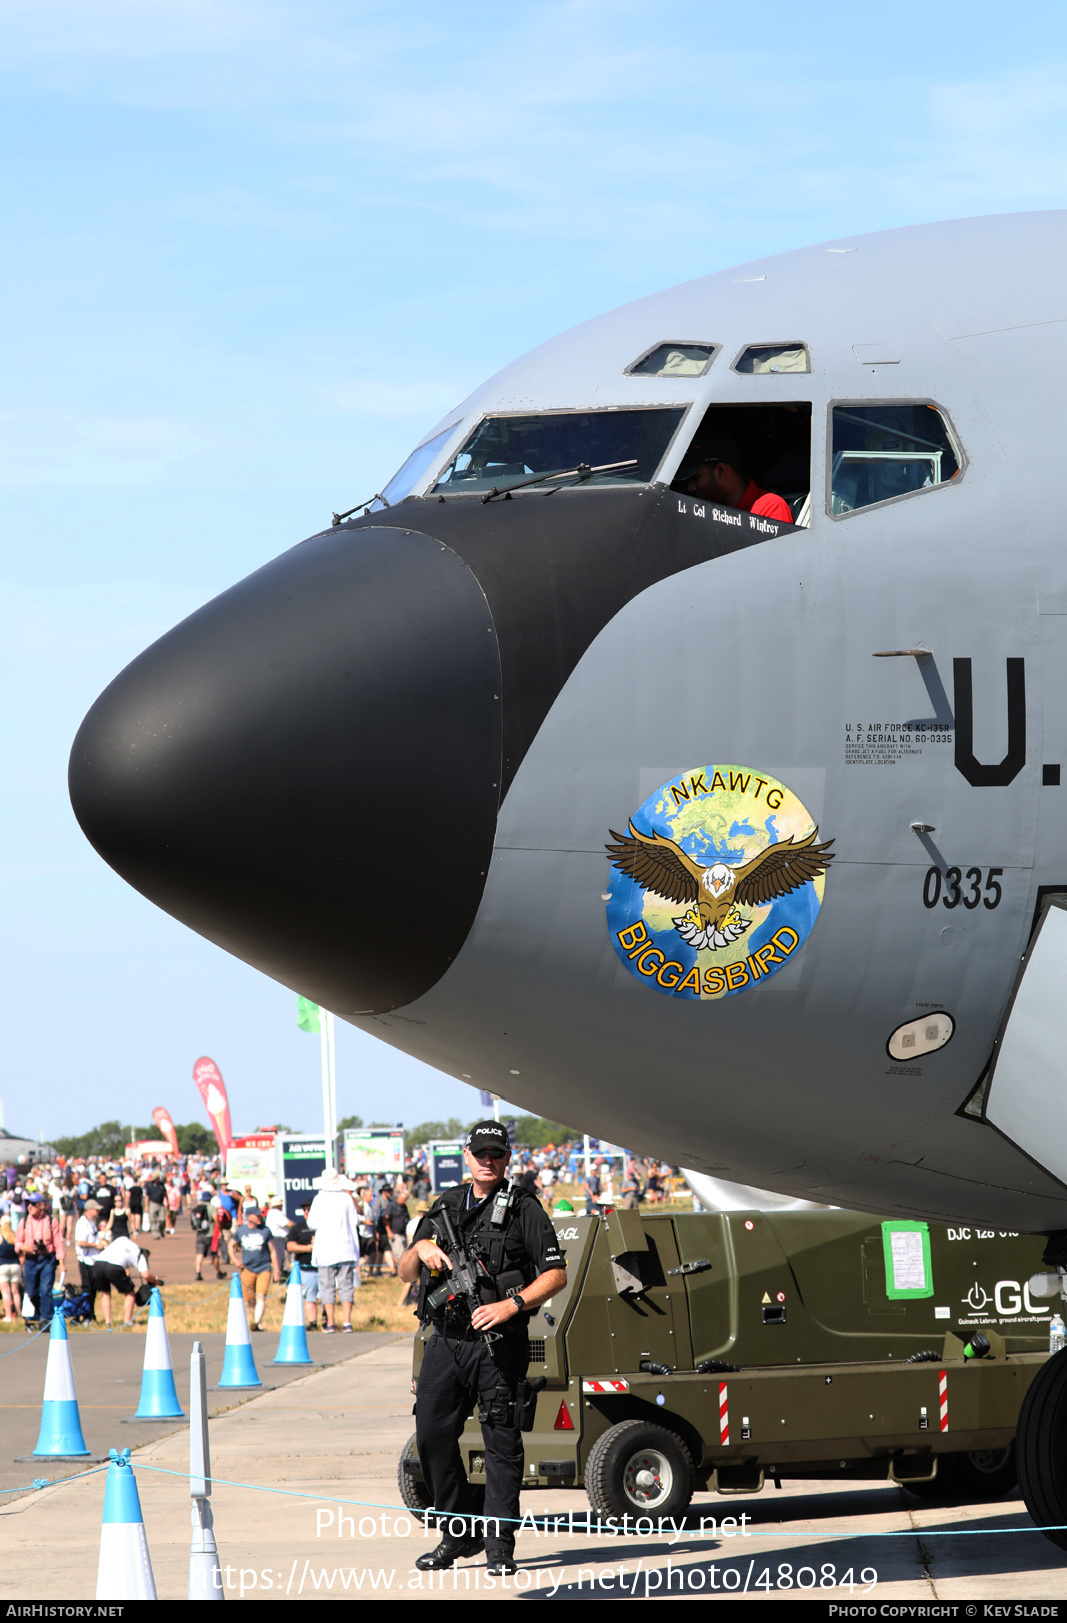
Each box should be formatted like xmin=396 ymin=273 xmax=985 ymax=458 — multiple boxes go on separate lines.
xmin=1050 ymin=1313 xmax=1066 ymax=1354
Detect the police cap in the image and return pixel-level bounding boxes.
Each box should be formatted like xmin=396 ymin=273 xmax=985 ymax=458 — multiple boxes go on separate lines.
xmin=466 ymin=1121 xmax=511 ymax=1155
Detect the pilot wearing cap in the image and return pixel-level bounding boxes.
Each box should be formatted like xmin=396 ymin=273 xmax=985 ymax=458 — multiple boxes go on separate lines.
xmin=399 ymin=1120 xmax=567 ymax=1576
xmin=674 ymin=431 xmax=794 ymax=522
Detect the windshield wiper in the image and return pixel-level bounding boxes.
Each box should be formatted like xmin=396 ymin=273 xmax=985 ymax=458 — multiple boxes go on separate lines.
xmin=480 ymin=458 xmax=639 ymax=505
xmin=331 ymin=491 xmax=391 ymax=526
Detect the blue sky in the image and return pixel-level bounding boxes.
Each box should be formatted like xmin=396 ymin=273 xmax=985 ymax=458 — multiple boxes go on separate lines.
xmin=3 ymin=0 xmax=1067 ymax=1143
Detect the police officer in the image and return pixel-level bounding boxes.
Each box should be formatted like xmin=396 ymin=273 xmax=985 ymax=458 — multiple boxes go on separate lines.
xmin=399 ymin=1121 xmax=566 ymax=1575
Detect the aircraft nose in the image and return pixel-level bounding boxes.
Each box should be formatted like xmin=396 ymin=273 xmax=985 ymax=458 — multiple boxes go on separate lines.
xmin=68 ymin=526 xmax=502 ymax=1014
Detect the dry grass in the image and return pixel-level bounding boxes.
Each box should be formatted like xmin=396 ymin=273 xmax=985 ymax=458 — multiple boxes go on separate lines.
xmin=0 ymin=1274 xmax=420 ymax=1337
xmin=0 ymin=1188 xmax=696 ymax=1338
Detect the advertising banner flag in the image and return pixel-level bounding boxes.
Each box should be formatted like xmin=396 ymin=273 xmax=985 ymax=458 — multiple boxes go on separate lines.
xmin=192 ymin=1057 xmax=233 ymax=1154
xmin=151 ymin=1107 xmax=179 ymax=1157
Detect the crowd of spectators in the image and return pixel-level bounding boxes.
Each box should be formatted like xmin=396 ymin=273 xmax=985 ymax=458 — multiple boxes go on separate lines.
xmin=0 ymin=1136 xmax=684 ymax=1331
xmin=1 ymin=1148 xmax=210 ymax=1328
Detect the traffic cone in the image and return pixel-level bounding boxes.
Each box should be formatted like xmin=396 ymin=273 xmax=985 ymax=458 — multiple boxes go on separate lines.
xmin=15 ymin=1311 xmax=101 ymax=1461
xmin=215 ymin=1274 xmax=262 ymax=1388
xmin=96 ymin=1448 xmax=157 ymax=1600
xmin=271 ymin=1262 xmax=314 ymax=1365
xmin=127 ymin=1289 xmax=184 ymax=1419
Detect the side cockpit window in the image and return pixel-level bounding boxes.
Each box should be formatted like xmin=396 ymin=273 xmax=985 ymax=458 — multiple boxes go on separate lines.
xmin=671 ymin=402 xmax=812 ymax=526
xmin=830 ymin=403 xmax=962 ymax=517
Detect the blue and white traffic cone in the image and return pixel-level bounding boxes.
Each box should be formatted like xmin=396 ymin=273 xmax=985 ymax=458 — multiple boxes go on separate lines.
xmin=96 ymin=1448 xmax=157 ymax=1600
xmin=215 ymin=1274 xmax=262 ymax=1388
xmin=129 ymin=1289 xmax=184 ymax=1419
xmin=16 ymin=1310 xmax=98 ymax=1461
xmin=272 ymin=1262 xmax=313 ymax=1365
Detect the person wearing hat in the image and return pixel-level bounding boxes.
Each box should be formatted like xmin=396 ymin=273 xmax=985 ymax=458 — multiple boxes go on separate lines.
xmin=74 ymin=1198 xmax=108 ymax=1318
xmin=264 ymin=1194 xmax=292 ymax=1280
xmin=673 ymin=432 xmax=794 ymax=522
xmin=15 ymin=1191 xmax=65 ymax=1326
xmin=227 ymin=1204 xmax=281 ymax=1329
xmin=399 ymin=1121 xmax=567 ymax=1575
xmin=306 ymin=1169 xmax=362 ymax=1331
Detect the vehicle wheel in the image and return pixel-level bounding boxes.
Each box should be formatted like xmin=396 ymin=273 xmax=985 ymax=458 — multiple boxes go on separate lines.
xmin=398 ymin=1432 xmax=432 ymax=1512
xmin=904 ymin=1444 xmax=1016 ymax=1502
xmin=585 ymin=1420 xmax=694 ymax=1521
xmin=1017 ymin=1346 xmax=1067 ymax=1550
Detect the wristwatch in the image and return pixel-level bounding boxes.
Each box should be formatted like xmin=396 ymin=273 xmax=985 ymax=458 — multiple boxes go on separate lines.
xmin=506 ymin=1287 xmax=524 ymax=1312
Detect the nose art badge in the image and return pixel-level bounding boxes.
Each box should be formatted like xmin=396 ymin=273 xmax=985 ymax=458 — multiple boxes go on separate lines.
xmin=605 ymin=766 xmax=834 ymax=998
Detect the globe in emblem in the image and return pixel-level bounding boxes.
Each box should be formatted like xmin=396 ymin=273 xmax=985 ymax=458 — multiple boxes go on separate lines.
xmin=605 ymin=765 xmax=834 ymax=999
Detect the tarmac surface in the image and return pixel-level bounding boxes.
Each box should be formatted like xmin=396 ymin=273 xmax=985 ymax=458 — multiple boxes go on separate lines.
xmin=3 ymin=1334 xmax=1066 ymax=1602
xmin=0 ymin=1325 xmax=400 ymax=1499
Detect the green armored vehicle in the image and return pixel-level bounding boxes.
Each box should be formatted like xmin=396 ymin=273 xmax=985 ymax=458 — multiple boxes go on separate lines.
xmin=401 ymin=1207 xmax=1054 ymax=1516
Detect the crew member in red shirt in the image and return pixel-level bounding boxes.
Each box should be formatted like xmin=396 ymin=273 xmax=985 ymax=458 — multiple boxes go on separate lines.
xmin=676 ymin=434 xmax=794 ymax=522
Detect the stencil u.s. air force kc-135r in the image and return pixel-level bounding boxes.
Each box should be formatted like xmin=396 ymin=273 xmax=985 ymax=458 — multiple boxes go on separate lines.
xmin=67 ymin=211 xmax=1067 ymax=1240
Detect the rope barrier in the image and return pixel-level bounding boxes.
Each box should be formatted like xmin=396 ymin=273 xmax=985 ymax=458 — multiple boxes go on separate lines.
xmin=5 ymin=1449 xmax=1065 ymax=1539
xmin=124 ymin=1462 xmax=1067 ymax=1537
xmin=0 ymin=1330 xmax=46 ymax=1360
xmin=0 ymin=1465 xmax=107 ymax=1496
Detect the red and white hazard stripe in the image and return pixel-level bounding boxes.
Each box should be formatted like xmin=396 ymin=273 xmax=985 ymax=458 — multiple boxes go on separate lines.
xmin=719 ymin=1381 xmax=730 ymax=1446
xmin=939 ymin=1370 xmax=948 ymax=1433
xmin=582 ymin=1379 xmax=629 ymax=1394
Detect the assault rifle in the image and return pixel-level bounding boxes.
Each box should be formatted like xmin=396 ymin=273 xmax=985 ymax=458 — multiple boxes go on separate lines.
xmin=425 ymin=1201 xmax=500 ymax=1344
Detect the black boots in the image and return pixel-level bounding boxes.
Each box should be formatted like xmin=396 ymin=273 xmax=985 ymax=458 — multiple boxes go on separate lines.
xmin=414 ymin=1534 xmax=485 ymax=1571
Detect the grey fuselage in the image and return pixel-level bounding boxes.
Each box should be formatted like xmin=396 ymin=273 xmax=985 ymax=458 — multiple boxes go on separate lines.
xmin=69 ymin=213 xmax=1067 ymax=1231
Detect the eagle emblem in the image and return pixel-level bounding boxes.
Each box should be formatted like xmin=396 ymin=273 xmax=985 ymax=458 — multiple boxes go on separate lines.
xmin=606 ymin=820 xmax=835 ymax=952
xmin=605 ymin=765 xmax=833 ymax=1000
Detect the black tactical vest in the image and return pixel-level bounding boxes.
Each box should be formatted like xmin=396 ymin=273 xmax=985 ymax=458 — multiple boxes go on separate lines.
xmin=418 ymin=1182 xmax=538 ymax=1332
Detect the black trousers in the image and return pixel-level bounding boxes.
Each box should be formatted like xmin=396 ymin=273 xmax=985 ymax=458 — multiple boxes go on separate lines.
xmin=415 ymin=1330 xmax=528 ymax=1552
xmin=79 ymin=1260 xmax=96 ymax=1313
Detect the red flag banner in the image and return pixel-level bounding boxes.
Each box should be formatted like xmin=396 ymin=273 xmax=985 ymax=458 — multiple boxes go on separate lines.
xmin=152 ymin=1106 xmax=179 ymax=1157
xmin=192 ymin=1057 xmax=233 ymax=1154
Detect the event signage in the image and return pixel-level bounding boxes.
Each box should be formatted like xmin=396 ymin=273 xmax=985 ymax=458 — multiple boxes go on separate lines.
xmin=276 ymin=1135 xmax=336 ymax=1220
xmin=343 ymin=1129 xmax=405 ymax=1178
xmin=124 ymin=1140 xmax=170 ymax=1160
xmin=192 ymin=1056 xmax=233 ymax=1154
xmin=152 ymin=1106 xmax=180 ymax=1156
xmin=226 ymin=1144 xmax=278 ymax=1206
xmin=429 ymin=1140 xmax=464 ymax=1194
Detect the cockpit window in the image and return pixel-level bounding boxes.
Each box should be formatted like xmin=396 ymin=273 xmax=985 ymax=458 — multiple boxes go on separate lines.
xmin=626 ymin=343 xmax=718 ymax=378
xmin=733 ymin=343 xmax=809 ymax=375
xmin=375 ymin=424 xmax=459 ymax=507
xmin=830 ymin=403 xmax=962 ymax=517
xmin=431 ymin=408 xmax=687 ymax=495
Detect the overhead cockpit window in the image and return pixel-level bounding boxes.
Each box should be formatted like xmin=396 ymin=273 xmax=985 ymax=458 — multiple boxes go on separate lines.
xmin=733 ymin=343 xmax=809 ymax=375
xmin=431 ymin=408 xmax=687 ymax=495
xmin=626 ymin=343 xmax=718 ymax=378
xmin=830 ymin=403 xmax=962 ymax=517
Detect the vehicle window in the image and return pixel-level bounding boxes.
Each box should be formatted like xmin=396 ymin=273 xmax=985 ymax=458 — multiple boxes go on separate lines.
xmin=830 ymin=403 xmax=961 ymax=517
xmin=431 ymin=408 xmax=687 ymax=495
xmin=734 ymin=343 xmax=809 ymax=375
xmin=374 ymin=424 xmax=460 ymax=507
xmin=626 ymin=343 xmax=718 ymax=378
xmin=670 ymin=402 xmax=811 ymax=526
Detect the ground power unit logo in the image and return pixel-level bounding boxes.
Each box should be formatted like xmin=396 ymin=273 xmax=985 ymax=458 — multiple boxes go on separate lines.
xmin=605 ymin=764 xmax=834 ymax=999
